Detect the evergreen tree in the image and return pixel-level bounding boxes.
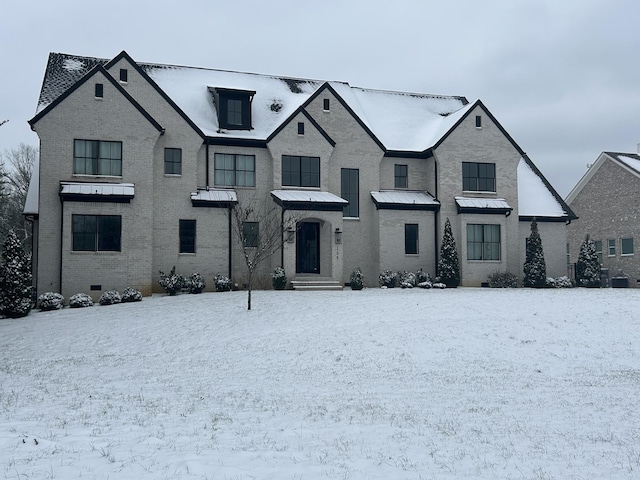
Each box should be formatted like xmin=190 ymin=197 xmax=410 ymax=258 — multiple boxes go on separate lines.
xmin=437 ymin=218 xmax=460 ymax=287
xmin=0 ymin=229 xmax=33 ymax=318
xmin=576 ymin=234 xmax=601 ymax=288
xmin=522 ymin=218 xmax=547 ymax=287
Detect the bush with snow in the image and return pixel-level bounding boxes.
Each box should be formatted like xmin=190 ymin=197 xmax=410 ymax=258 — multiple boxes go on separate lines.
xmin=159 ymin=266 xmax=186 ymax=296
xmin=488 ymin=271 xmax=518 ymax=288
xmin=69 ymin=293 xmax=94 ymax=308
xmin=576 ymin=235 xmax=601 ymax=288
xmin=399 ymin=271 xmax=417 ymax=289
xmin=99 ymin=290 xmax=121 ymax=306
xmin=37 ymin=292 xmax=64 ymax=311
xmin=416 ymin=269 xmax=431 ymax=284
xmin=417 ymin=281 xmax=433 ymax=289
xmin=350 ymin=268 xmax=364 ymax=290
xmin=437 ymin=218 xmax=460 ymax=287
xmin=188 ymin=273 xmax=206 ymax=294
xmin=432 ymin=282 xmax=447 ymax=289
xmin=523 ymin=219 xmax=547 ymax=288
xmin=272 ymin=267 xmax=287 ymax=290
xmin=0 ymin=229 xmax=33 ymax=319
xmin=214 ymin=273 xmax=233 ymax=292
xmin=121 ymin=287 xmax=142 ymax=302
xmin=548 ymin=276 xmax=574 ymax=288
xmin=379 ymin=270 xmax=397 ymax=288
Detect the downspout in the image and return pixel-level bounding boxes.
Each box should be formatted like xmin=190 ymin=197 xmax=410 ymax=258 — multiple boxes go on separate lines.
xmin=59 ymin=197 xmax=64 ymax=296
xmin=205 ymin=140 xmax=210 ymax=188
xmin=228 ymin=205 xmax=233 ymax=278
xmin=433 ymin=157 xmax=439 ymax=275
xmin=281 ymin=207 xmax=285 ymax=267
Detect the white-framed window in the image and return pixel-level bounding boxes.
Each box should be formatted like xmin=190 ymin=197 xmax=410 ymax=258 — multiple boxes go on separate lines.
xmin=608 ymin=239 xmax=616 ymax=256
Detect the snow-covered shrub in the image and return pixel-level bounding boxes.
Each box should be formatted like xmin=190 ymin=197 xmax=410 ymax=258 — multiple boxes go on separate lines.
xmin=576 ymin=235 xmax=600 ymax=288
xmin=416 ymin=269 xmax=431 ymax=284
xmin=432 ymin=282 xmax=447 ymax=289
xmin=159 ymin=266 xmax=186 ymax=296
xmin=272 ymin=267 xmax=287 ymax=290
xmin=399 ymin=271 xmax=417 ymax=288
xmin=99 ymin=290 xmax=121 ymax=306
xmin=350 ymin=267 xmax=364 ymax=290
xmin=379 ymin=270 xmax=397 ymax=288
xmin=417 ymin=281 xmax=433 ymax=289
xmin=551 ymin=276 xmax=573 ymax=288
xmin=188 ymin=273 xmax=206 ymax=294
xmin=437 ymin=218 xmax=460 ymax=287
xmin=37 ymin=292 xmax=64 ymax=311
xmin=214 ymin=273 xmax=233 ymax=292
xmin=69 ymin=293 xmax=94 ymax=308
xmin=523 ymin=219 xmax=547 ymax=288
xmin=121 ymin=287 xmax=142 ymax=302
xmin=0 ymin=229 xmax=33 ymax=319
xmin=488 ymin=271 xmax=518 ymax=288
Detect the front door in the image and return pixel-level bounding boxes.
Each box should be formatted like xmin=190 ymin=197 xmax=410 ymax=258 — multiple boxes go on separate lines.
xmin=296 ymin=222 xmax=320 ymax=274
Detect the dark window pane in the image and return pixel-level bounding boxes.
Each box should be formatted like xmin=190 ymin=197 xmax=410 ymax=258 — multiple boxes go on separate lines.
xmin=95 ymin=83 xmax=103 ymax=98
xmin=243 ymin=221 xmax=259 ymax=247
xmin=120 ymin=69 xmax=128 ymax=82
xmin=98 ymin=216 xmax=122 ymax=251
xmin=405 ymin=224 xmax=418 ymax=254
xmin=179 ymin=219 xmax=196 ymax=253
xmin=395 ymin=164 xmax=408 ymax=189
xmin=341 ymin=168 xmax=359 ymax=217
xmin=323 ymin=98 xmax=330 ymax=110
xmin=298 ymin=122 xmax=304 ymax=135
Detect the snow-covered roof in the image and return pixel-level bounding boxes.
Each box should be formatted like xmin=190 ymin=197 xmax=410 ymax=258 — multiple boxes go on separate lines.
xmin=609 ymin=152 xmax=640 ymax=174
xmin=517 ymin=159 xmax=567 ymax=218
xmin=271 ymin=190 xmax=348 ymax=205
xmin=455 ymin=196 xmax=512 ymax=211
xmin=60 ymin=182 xmax=135 ymax=197
xmin=35 ymin=52 xmax=469 ymax=152
xmin=190 ymin=189 xmax=237 ymax=204
xmin=371 ymin=190 xmax=439 ymax=210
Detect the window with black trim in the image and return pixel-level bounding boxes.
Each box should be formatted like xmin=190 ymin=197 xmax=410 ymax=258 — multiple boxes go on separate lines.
xmin=216 ymin=89 xmax=253 ymax=130
xmin=164 ymin=148 xmax=182 ymax=175
xmin=462 ymin=162 xmax=496 ymax=192
xmin=341 ymin=168 xmax=359 ymax=218
xmin=214 ymin=153 xmax=255 ymax=187
xmin=405 ymin=224 xmax=419 ymax=254
xmin=467 ymin=224 xmax=500 ymax=260
xmin=243 ymin=221 xmax=259 ymax=247
xmin=475 ymin=115 xmax=482 ymax=128
xmin=395 ymin=164 xmax=408 ymax=189
xmin=323 ymin=98 xmax=330 ymax=111
xmin=95 ymin=83 xmax=103 ymax=98
xmin=622 ymin=237 xmax=634 ymax=255
xmin=72 ymin=215 xmax=121 ymax=252
xmin=120 ymin=69 xmax=128 ymax=82
xmin=298 ymin=122 xmax=304 ymax=135
xmin=282 ymin=155 xmax=320 ymax=187
xmin=179 ymin=219 xmax=196 ymax=253
xmin=74 ymin=140 xmax=122 ymax=176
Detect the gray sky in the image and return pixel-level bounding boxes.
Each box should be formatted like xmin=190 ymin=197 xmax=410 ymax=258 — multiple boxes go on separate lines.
xmin=1 ymin=0 xmax=638 ymax=197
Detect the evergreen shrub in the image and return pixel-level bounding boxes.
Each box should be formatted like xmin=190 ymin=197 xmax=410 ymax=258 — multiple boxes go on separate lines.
xmin=0 ymin=229 xmax=33 ymax=318
xmin=350 ymin=267 xmax=364 ymax=290
xmin=159 ymin=266 xmax=186 ymax=295
xmin=488 ymin=271 xmax=518 ymax=288
xmin=272 ymin=267 xmax=287 ymax=290
xmin=379 ymin=270 xmax=397 ymax=288
xmin=188 ymin=273 xmax=206 ymax=294
xmin=214 ymin=273 xmax=233 ymax=292
xmin=69 ymin=293 xmax=94 ymax=308
xmin=122 ymin=287 xmax=142 ymax=302
xmin=99 ymin=290 xmax=121 ymax=305
xmin=37 ymin=292 xmax=65 ymax=310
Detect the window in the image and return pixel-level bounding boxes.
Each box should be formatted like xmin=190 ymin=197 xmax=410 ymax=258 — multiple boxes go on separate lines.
xmin=594 ymin=240 xmax=603 ymax=264
xmin=622 ymin=237 xmax=634 ymax=255
xmin=467 ymin=224 xmax=500 ymax=261
xmin=282 ymin=155 xmax=320 ymax=187
xmin=119 ymin=69 xmax=128 ymax=82
xmin=95 ymin=83 xmax=103 ymax=98
xmin=405 ymin=224 xmax=419 ymax=254
xmin=227 ymin=98 xmax=243 ymax=126
xmin=608 ymin=239 xmax=616 ymax=256
xmin=341 ymin=168 xmax=359 ymax=218
xmin=566 ymin=243 xmax=570 ymax=265
xmin=74 ymin=140 xmax=122 ymax=176
xmin=323 ymin=98 xmax=330 ymax=111
xmin=215 ymin=89 xmax=253 ymax=130
xmin=462 ymin=162 xmax=496 ymax=192
xmin=394 ymin=164 xmax=408 ymax=189
xmin=179 ymin=219 xmax=196 ymax=253
xmin=243 ymin=221 xmax=259 ymax=247
xmin=298 ymin=122 xmax=304 ymax=135
xmin=72 ymin=215 xmax=121 ymax=252
xmin=214 ymin=153 xmax=255 ymax=187
xmin=164 ymin=148 xmax=182 ymax=175
xmin=475 ymin=115 xmax=482 ymax=128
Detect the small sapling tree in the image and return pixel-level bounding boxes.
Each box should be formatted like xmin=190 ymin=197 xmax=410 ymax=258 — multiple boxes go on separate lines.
xmin=437 ymin=217 xmax=460 ymax=287
xmin=522 ymin=218 xmax=547 ymax=287
xmin=576 ymin=234 xmax=601 ymax=287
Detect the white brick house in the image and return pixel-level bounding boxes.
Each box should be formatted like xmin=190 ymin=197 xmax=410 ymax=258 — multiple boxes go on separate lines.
xmin=25 ymin=51 xmax=575 ymax=299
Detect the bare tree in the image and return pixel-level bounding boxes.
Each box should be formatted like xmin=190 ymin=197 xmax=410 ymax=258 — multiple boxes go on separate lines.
xmin=230 ymin=196 xmax=299 ymax=310
xmin=0 ymin=143 xmax=37 ymax=247
xmin=0 ymin=119 xmax=8 ymax=127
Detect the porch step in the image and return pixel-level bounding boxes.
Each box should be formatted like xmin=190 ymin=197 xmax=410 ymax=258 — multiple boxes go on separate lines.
xmin=290 ymin=278 xmax=344 ymax=291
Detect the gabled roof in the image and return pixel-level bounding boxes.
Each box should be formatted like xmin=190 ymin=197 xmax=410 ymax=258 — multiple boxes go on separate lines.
xmin=34 ymin=52 xmax=468 ymax=153
xmin=518 ymin=158 xmax=575 ymax=221
xmin=565 ymin=151 xmax=640 ymax=205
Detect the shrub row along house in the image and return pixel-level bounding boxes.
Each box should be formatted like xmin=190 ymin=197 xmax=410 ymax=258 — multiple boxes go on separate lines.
xmin=25 ymin=51 xmax=575 ymax=299
xmin=566 ymin=148 xmax=640 ymax=287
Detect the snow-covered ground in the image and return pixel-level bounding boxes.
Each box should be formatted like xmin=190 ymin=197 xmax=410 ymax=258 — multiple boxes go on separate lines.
xmin=2 ymin=287 xmax=640 ymax=479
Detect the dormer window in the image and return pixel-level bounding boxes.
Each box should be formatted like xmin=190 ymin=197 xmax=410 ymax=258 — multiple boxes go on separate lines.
xmin=209 ymin=87 xmax=255 ymax=130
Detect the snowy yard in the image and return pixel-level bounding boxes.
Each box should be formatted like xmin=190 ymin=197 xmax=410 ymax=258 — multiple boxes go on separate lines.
xmin=2 ymin=287 xmax=640 ymax=479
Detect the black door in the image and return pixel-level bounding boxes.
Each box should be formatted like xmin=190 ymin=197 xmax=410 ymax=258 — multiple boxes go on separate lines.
xmin=296 ymin=222 xmax=320 ymax=274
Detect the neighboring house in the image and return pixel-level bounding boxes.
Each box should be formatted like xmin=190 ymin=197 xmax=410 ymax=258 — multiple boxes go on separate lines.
xmin=25 ymin=51 xmax=575 ymax=299
xmin=566 ymin=148 xmax=640 ymax=287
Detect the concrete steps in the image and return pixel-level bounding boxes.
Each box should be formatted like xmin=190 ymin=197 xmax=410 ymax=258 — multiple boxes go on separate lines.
xmin=290 ymin=278 xmax=344 ymax=291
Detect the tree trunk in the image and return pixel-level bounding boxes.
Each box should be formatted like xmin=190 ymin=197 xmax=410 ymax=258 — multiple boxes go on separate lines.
xmin=247 ymin=271 xmax=253 ymax=310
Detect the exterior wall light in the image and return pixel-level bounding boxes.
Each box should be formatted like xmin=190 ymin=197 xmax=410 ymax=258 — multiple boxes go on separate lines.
xmin=335 ymin=227 xmax=342 ymax=244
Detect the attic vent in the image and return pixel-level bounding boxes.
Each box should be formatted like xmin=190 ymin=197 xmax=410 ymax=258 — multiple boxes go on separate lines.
xmin=270 ymin=101 xmax=283 ymax=112
xmin=282 ymin=78 xmax=304 ymax=94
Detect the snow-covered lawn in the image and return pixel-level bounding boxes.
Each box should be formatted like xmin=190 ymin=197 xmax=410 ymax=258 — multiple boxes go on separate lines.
xmin=2 ymin=287 xmax=640 ymax=479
